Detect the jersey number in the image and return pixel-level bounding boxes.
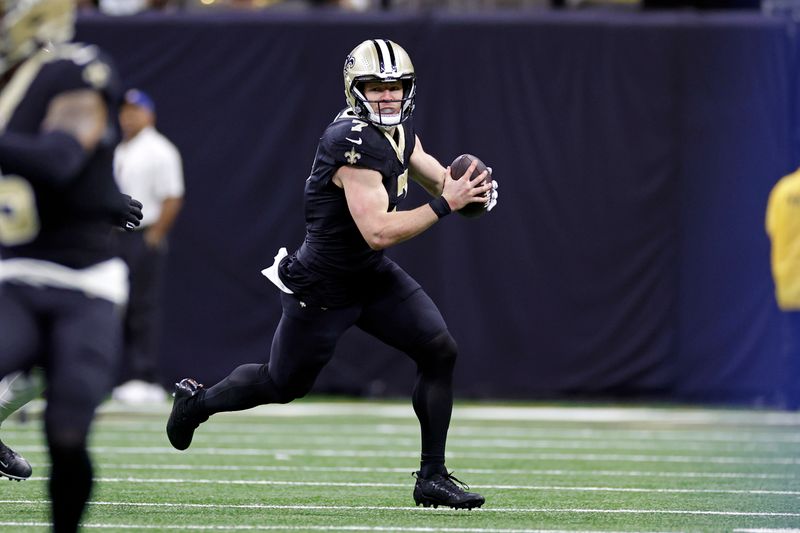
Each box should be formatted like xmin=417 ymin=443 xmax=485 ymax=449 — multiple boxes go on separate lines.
xmin=0 ymin=176 xmax=40 ymax=246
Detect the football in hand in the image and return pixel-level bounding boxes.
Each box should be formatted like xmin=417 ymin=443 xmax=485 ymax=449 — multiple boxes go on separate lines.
xmin=450 ymin=153 xmax=490 ymax=218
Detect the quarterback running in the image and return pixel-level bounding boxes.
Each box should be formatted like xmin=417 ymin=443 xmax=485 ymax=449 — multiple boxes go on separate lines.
xmin=167 ymin=38 xmax=497 ymax=510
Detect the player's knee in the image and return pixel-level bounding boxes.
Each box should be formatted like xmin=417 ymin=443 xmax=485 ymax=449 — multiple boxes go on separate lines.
xmin=45 ymin=400 xmax=94 ymax=451
xmin=272 ymin=380 xmax=314 ymax=403
xmin=46 ymin=424 xmax=87 ymax=452
xmin=255 ymin=364 xmax=308 ymax=404
xmin=415 ymin=331 xmax=458 ymax=375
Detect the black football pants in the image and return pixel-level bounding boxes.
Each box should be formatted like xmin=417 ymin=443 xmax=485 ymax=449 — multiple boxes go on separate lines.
xmin=0 ymin=282 xmax=121 ymax=533
xmin=201 ymin=260 xmax=457 ymax=465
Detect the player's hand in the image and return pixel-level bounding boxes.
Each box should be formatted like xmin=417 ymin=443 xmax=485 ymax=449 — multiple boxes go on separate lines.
xmin=485 ymin=167 xmax=498 ymax=212
xmin=443 ymin=160 xmax=492 ymax=211
xmin=117 ymin=194 xmax=143 ymax=232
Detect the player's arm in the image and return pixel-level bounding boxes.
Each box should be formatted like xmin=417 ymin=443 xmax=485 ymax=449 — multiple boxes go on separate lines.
xmin=336 ymin=165 xmax=437 ymax=250
xmin=409 ymin=135 xmax=447 ymax=197
xmin=336 ymin=162 xmax=489 ymax=250
xmin=0 ymin=89 xmax=107 ymax=185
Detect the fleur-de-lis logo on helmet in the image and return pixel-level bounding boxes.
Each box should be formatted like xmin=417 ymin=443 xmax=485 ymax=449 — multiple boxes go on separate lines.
xmin=343 ymin=54 xmax=355 ymax=74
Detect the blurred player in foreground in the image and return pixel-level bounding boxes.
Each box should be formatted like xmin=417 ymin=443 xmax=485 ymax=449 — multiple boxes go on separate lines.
xmin=167 ymin=38 xmax=497 ymax=510
xmin=0 ymin=0 xmax=142 ymax=530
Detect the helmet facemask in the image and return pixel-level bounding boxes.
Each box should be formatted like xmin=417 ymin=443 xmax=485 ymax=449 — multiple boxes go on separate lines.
xmin=349 ymin=75 xmax=416 ymax=128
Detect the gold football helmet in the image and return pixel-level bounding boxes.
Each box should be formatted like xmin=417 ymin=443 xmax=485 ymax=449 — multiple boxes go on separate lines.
xmin=343 ymin=38 xmax=416 ymax=128
xmin=0 ymin=0 xmax=75 ymax=77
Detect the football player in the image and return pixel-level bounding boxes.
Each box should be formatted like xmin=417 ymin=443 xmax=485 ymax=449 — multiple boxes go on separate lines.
xmin=0 ymin=0 xmax=142 ymax=529
xmin=167 ymin=38 xmax=497 ymax=510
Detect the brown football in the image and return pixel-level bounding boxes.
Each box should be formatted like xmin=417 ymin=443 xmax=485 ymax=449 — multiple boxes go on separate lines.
xmin=450 ymin=153 xmax=490 ymax=218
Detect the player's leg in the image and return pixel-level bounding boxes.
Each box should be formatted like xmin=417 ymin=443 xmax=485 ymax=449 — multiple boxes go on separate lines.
xmin=167 ymin=292 xmax=360 ymax=450
xmin=357 ymin=260 xmax=483 ymax=509
xmin=44 ymin=290 xmax=121 ymax=532
xmin=0 ymin=369 xmax=46 ymax=422
xmin=0 ymin=369 xmax=45 ymax=480
xmin=0 ymin=284 xmax=44 ymax=481
xmin=357 ymin=261 xmax=454 ymax=473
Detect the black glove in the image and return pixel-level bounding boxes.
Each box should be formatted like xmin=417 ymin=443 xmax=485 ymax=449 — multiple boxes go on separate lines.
xmin=117 ymin=194 xmax=143 ymax=232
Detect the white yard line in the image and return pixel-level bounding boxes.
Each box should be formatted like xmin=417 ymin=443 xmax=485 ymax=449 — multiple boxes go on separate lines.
xmin=735 ymin=530 xmax=800 ymax=533
xmin=92 ymin=447 xmax=800 ymax=465
xmin=24 ymin=432 xmax=795 ymax=453
xmin=7 ymin=429 xmax=798 ymax=455
xmin=9 ymin=444 xmax=800 ymax=465
xmin=71 ymin=420 xmax=800 ymax=444
xmin=0 ymin=523 xmax=677 ymax=533
xmin=2 ymin=500 xmax=799 ymax=517
xmin=22 ymin=476 xmax=795 ymax=496
xmin=90 ymin=463 xmax=797 ymax=480
xmin=8 ymin=420 xmax=800 ymax=447
xmin=15 ymin=399 xmax=800 ymax=426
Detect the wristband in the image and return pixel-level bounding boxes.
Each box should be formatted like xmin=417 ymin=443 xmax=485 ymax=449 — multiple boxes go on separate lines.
xmin=428 ymin=196 xmax=452 ymax=218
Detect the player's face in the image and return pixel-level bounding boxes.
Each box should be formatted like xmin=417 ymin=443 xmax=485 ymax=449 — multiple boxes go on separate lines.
xmin=362 ymin=81 xmax=403 ymax=119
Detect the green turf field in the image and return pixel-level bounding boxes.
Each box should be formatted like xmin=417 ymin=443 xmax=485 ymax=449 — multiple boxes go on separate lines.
xmin=1 ymin=399 xmax=798 ymax=532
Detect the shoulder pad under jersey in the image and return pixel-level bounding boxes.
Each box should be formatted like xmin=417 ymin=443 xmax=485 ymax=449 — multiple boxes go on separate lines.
xmin=322 ymin=111 xmax=391 ymax=173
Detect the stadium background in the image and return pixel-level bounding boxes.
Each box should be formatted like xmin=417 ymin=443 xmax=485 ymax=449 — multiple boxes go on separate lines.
xmin=76 ymin=8 xmax=799 ymax=408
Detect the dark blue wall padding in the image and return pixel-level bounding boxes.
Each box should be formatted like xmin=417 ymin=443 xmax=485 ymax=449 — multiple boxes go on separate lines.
xmin=76 ymin=10 xmax=799 ymax=407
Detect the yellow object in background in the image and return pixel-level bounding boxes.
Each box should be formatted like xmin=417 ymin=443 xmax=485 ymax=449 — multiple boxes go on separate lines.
xmin=766 ymin=167 xmax=800 ymax=310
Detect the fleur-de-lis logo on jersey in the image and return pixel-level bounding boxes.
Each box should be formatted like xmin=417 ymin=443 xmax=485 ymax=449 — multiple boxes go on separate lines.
xmin=345 ymin=147 xmax=361 ymax=165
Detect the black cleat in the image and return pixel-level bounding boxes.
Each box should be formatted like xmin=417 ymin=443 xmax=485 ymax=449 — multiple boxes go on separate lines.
xmin=0 ymin=439 xmax=32 ymax=481
xmin=166 ymin=378 xmax=208 ymax=451
xmin=413 ymin=471 xmax=485 ymax=510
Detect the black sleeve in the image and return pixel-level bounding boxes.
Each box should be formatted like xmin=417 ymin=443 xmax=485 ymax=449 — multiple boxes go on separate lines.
xmin=323 ymin=121 xmax=390 ymax=175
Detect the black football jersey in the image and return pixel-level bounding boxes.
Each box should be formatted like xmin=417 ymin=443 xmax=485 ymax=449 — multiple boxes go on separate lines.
xmin=296 ymin=108 xmax=416 ymax=276
xmin=0 ymin=43 xmax=123 ymax=268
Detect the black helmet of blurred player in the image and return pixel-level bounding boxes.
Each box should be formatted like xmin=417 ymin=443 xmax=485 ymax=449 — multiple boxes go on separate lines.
xmin=0 ymin=0 xmax=75 ymax=77
xmin=343 ymin=38 xmax=416 ymax=129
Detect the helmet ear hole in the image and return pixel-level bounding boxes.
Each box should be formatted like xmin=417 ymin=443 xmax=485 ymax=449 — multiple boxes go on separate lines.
xmin=402 ymin=79 xmax=414 ymax=98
